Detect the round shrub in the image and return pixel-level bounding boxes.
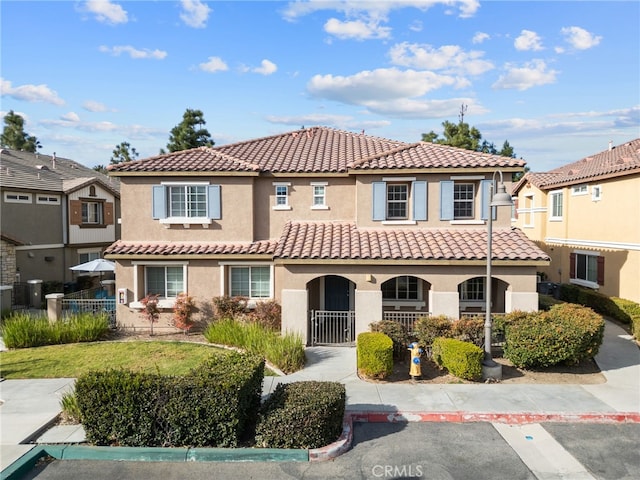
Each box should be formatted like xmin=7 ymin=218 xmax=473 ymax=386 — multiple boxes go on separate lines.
xmin=357 ymin=331 xmax=393 ymax=379
xmin=431 ymin=337 xmax=483 ymax=381
xmin=504 ymin=303 xmax=604 ymax=369
xmin=414 ymin=315 xmax=452 ymax=348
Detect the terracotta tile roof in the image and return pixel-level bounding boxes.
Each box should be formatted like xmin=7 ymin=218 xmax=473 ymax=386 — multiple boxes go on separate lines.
xmin=107 ymin=127 xmax=523 ymax=175
xmin=274 ymin=221 xmax=549 ymax=262
xmin=515 ymin=138 xmax=640 ymax=192
xmin=104 ymin=239 xmax=277 ymax=256
xmin=349 ymin=141 xmax=526 ymax=170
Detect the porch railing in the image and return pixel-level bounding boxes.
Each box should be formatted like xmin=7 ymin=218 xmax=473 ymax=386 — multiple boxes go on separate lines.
xmin=310 ymin=310 xmax=355 ymax=346
xmin=382 ymin=311 xmax=429 ymax=335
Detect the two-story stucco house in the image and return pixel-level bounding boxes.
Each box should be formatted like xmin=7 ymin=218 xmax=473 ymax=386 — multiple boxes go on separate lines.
xmin=0 ymin=149 xmax=120 ymax=306
xmin=106 ymin=127 xmax=549 ymax=343
xmin=513 ymin=138 xmax=640 ymax=304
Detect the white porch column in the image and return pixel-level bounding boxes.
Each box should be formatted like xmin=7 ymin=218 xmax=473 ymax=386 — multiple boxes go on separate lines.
xmin=281 ymin=289 xmax=308 ymax=345
xmin=429 ymin=291 xmax=459 ymax=318
xmin=506 ymin=291 xmax=538 ymax=312
xmin=355 ymin=289 xmax=382 ymax=338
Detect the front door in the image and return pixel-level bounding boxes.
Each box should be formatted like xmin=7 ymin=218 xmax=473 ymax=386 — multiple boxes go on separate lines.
xmin=324 ymin=275 xmax=350 ymax=311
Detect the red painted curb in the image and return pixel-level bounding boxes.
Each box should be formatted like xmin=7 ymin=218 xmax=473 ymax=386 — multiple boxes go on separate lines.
xmin=308 ymin=410 xmax=640 ymax=462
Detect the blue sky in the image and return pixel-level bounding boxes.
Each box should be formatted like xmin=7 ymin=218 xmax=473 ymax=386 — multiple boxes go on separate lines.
xmin=1 ymin=0 xmax=638 ymax=171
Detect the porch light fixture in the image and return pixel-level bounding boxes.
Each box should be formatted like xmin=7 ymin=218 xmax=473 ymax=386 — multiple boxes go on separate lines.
xmin=484 ymin=170 xmax=513 ymax=380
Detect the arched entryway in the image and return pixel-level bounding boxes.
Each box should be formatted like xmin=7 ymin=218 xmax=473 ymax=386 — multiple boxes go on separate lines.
xmin=307 ymin=275 xmax=355 ymax=345
xmin=458 ymin=276 xmax=509 ymax=316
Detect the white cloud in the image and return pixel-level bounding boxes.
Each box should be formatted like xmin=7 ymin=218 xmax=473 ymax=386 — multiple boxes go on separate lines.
xmin=0 ymin=78 xmax=65 ymax=106
xmin=560 ymin=26 xmax=602 ymax=50
xmin=252 ymin=59 xmax=278 ymax=75
xmin=83 ymin=0 xmax=128 ymax=25
xmin=514 ymin=30 xmax=543 ymax=51
xmin=389 ymin=42 xmax=494 ymax=76
xmin=180 ymin=0 xmax=211 ymax=29
xmin=409 ymin=20 xmax=423 ymax=32
xmin=324 ymin=17 xmax=391 ymax=40
xmin=282 ymin=1 xmax=480 ymax=21
xmin=60 ymin=112 xmax=80 ymax=123
xmin=308 ymin=68 xmax=457 ymax=104
xmin=472 ymin=32 xmax=489 ymax=44
xmin=492 ymin=60 xmax=558 ymax=91
xmin=265 ymin=113 xmax=391 ymax=131
xmin=199 ymin=56 xmax=229 ymax=73
xmin=363 ymin=97 xmax=486 ymax=119
xmin=83 ymin=100 xmax=110 ymax=112
xmin=99 ymin=45 xmax=167 ymax=59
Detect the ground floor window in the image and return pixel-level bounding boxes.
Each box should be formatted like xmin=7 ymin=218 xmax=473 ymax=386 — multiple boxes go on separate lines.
xmin=382 ymin=276 xmax=419 ymax=300
xmin=145 ymin=266 xmax=184 ymax=298
xmin=78 ymin=250 xmax=101 ymax=264
xmin=230 ymin=266 xmax=271 ymax=298
xmin=459 ymin=277 xmax=485 ymax=301
xmin=570 ymin=251 xmax=603 ymax=287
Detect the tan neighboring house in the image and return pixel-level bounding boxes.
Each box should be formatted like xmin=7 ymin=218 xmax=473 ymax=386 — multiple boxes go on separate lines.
xmin=106 ymin=127 xmax=549 ymax=343
xmin=513 ymin=138 xmax=640 ymax=303
xmin=0 ymin=149 xmax=120 ymax=307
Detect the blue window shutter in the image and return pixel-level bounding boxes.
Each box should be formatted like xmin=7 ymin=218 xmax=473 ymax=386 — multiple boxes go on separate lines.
xmin=372 ymin=182 xmax=386 ymax=221
xmin=481 ymin=180 xmax=496 ymax=220
xmin=440 ymin=181 xmax=454 ymax=220
xmin=412 ymin=181 xmax=427 ymax=221
xmin=208 ymin=185 xmax=221 ymax=220
xmin=152 ymin=185 xmax=166 ymax=219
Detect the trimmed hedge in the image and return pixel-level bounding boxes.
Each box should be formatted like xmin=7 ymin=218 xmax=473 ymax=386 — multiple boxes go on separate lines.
xmin=431 ymin=337 xmax=483 ymax=381
xmin=559 ymin=284 xmax=631 ymax=324
xmin=503 ymin=303 xmax=604 ymax=369
xmin=74 ymin=351 xmax=264 ymax=447
xmin=612 ymin=297 xmax=640 ymax=339
xmin=256 ymin=381 xmax=346 ymax=449
xmin=370 ymin=320 xmax=410 ymax=360
xmin=357 ymin=331 xmax=393 ymax=379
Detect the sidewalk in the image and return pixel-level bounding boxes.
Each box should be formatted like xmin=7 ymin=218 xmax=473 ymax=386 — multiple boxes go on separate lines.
xmin=2 ymin=320 xmax=639 ymax=471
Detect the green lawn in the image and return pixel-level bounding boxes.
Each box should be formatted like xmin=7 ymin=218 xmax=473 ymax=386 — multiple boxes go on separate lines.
xmin=0 ymin=341 xmax=226 ymax=379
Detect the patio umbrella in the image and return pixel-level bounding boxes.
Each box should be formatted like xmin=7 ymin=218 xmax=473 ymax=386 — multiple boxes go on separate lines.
xmin=70 ymin=258 xmax=115 ymax=273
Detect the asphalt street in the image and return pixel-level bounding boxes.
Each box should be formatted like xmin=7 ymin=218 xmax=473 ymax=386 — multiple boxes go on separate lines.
xmin=22 ymin=422 xmax=640 ymax=480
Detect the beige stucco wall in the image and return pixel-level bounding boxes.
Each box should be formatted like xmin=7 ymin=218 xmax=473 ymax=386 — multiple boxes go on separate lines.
xmin=253 ymin=176 xmax=355 ymax=239
xmin=515 ymin=174 xmax=640 ymax=303
xmin=119 ymin=176 xmax=256 ymax=243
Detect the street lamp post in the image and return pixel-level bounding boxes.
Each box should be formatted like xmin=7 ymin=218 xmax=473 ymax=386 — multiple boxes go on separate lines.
xmin=483 ymin=170 xmax=513 ymax=381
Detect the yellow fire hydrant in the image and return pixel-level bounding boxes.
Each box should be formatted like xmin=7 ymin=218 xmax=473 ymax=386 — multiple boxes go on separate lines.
xmin=408 ymin=342 xmax=423 ymax=379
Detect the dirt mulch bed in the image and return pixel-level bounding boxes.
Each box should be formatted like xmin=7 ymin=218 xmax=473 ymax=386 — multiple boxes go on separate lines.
xmin=365 ymin=355 xmax=605 ymax=385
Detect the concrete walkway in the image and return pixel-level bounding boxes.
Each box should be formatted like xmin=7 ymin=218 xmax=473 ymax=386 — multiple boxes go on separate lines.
xmin=1 ymin=320 xmax=639 ymax=472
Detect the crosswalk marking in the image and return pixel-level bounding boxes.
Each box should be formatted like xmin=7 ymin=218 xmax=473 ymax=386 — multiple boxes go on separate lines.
xmin=493 ymin=423 xmax=596 ymax=480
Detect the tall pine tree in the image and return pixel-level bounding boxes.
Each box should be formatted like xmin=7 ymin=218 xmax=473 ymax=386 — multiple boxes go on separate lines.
xmin=1 ymin=110 xmax=41 ymax=152
xmin=165 ymin=109 xmax=214 ymax=152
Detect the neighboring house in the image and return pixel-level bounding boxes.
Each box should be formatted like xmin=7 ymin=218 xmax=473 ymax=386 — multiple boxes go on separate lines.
xmin=513 ymin=138 xmax=640 ymax=303
xmin=106 ymin=127 xmax=549 ymax=342
xmin=0 ymin=149 xmax=121 ymax=301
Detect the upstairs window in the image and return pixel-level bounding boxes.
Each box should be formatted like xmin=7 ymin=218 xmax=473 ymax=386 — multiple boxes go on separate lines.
xmin=572 ymin=184 xmax=588 ymax=196
xmin=152 ymin=183 xmax=220 ymax=223
xmin=4 ymin=192 xmax=32 ymax=203
xmin=311 ymin=182 xmax=328 ymax=209
xmin=82 ymin=201 xmax=103 ymax=224
xmin=453 ymin=183 xmax=474 ymax=219
xmin=273 ymin=182 xmax=291 ymax=210
xmin=78 ymin=250 xmax=100 ymax=264
xmin=549 ymin=190 xmax=563 ymax=220
xmin=440 ymin=179 xmax=494 ymax=222
xmin=372 ymin=180 xmax=427 ymax=223
xmin=386 ymin=184 xmax=408 ymax=219
xmin=592 ymin=185 xmax=602 ymax=202
xmin=70 ymin=198 xmax=113 ymax=227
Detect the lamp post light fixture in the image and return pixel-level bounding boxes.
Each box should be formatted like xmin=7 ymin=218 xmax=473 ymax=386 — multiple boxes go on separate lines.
xmin=483 ymin=170 xmax=513 ymax=381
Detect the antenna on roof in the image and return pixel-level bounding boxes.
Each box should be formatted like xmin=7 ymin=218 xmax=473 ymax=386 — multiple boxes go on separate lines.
xmin=52 ymin=152 xmax=56 ymax=169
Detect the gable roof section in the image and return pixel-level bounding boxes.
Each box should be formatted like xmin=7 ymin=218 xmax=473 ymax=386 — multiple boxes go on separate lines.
xmin=0 ymin=149 xmax=120 ymax=196
xmin=108 ymin=126 xmax=525 ymax=175
xmin=274 ymin=221 xmax=549 ymax=262
xmin=514 ymin=138 xmax=640 ymax=193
